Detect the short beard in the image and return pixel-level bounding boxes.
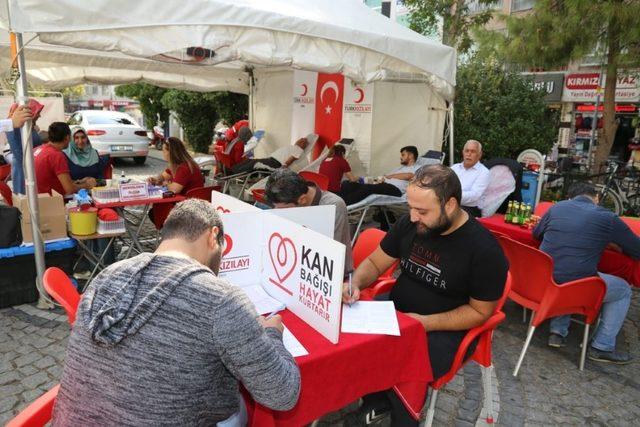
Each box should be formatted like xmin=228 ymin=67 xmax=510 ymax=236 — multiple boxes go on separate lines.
xmin=416 ymin=209 xmax=453 ymax=236
xmin=208 ymin=247 xmax=223 ymax=275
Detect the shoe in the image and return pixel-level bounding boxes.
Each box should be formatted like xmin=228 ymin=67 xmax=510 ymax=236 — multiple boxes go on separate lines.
xmin=341 ymin=407 xmax=389 ymax=426
xmin=548 ymin=333 xmax=566 ymax=348
xmin=73 ymin=270 xmax=92 ymax=280
xmin=587 ymin=347 xmax=633 ymax=364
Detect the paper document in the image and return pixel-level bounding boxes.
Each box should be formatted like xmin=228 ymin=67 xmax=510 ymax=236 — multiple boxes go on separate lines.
xmin=243 ymin=285 xmax=285 ymax=315
xmin=282 ymin=326 xmax=308 ymax=357
xmin=341 ymin=301 xmax=400 ymax=336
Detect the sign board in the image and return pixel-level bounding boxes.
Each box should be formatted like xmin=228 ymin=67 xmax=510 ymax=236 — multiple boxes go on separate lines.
xmin=262 ymin=212 xmax=345 ymax=344
xmin=523 ymin=73 xmax=564 ymax=103
xmin=218 ymin=211 xmax=263 ymax=285
xmin=269 ymin=205 xmax=335 ymax=238
xmin=517 ymin=149 xmax=544 ymax=168
xmin=119 ymin=182 xmax=149 ymax=202
xmin=211 ymin=191 xmax=260 ymax=213
xmin=562 ymin=72 xmax=639 ymax=102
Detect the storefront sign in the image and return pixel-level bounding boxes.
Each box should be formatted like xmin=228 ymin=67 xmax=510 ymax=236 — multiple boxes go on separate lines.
xmin=524 ymin=73 xmax=564 ymax=102
xmin=562 ymin=72 xmax=639 ymax=102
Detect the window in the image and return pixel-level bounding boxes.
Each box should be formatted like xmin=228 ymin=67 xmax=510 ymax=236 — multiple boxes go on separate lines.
xmin=512 ymin=0 xmax=535 ymax=11
xmin=87 ymin=115 xmax=134 ymax=125
xmin=467 ymin=0 xmax=503 ymax=13
xmin=67 ymin=113 xmax=82 ymax=125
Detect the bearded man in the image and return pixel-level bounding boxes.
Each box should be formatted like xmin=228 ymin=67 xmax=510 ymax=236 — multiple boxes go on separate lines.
xmin=342 ymin=164 xmax=508 ymax=426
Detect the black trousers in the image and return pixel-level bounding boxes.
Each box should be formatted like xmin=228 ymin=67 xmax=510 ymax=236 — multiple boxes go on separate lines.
xmin=339 ymin=181 xmax=402 ymax=205
xmin=229 ymin=157 xmax=281 ymax=174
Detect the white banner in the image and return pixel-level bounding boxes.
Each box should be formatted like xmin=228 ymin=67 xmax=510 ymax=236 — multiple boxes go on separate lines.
xmin=218 ymin=211 xmax=263 ymax=286
xmin=341 ymin=79 xmax=374 ymax=173
xmin=269 ymin=205 xmax=335 ymax=238
xmin=290 ymin=70 xmax=317 ymax=142
xmin=211 ymin=191 xmax=259 ymax=213
xmin=261 ymin=212 xmax=345 ymax=344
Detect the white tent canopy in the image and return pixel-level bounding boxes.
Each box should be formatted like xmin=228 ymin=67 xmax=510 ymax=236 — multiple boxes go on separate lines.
xmin=1 ymin=0 xmax=456 ymax=100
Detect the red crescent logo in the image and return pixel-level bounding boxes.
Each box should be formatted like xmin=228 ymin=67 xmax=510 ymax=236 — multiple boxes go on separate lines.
xmin=354 ymin=87 xmax=365 ymax=104
xmin=300 ymin=83 xmax=308 ymax=97
xmin=216 ymin=206 xmax=231 ymax=214
xmin=223 ymin=234 xmax=233 ymax=257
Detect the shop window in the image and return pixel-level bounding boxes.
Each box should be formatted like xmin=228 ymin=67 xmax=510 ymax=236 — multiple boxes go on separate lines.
xmin=466 ymin=0 xmax=503 ymax=14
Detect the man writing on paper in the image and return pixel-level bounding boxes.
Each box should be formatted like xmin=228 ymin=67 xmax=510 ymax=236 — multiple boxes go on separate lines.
xmin=53 ymin=199 xmax=300 ymax=426
xmin=342 ymin=164 xmax=508 ymax=426
xmin=265 ymin=168 xmax=354 ymax=275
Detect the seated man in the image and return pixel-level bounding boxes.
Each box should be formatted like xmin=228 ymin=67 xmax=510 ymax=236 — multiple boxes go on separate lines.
xmin=52 ymin=199 xmax=300 ymax=426
xmin=230 ymin=137 xmax=309 ymax=174
xmin=265 ymin=168 xmax=353 ymax=275
xmin=534 ymin=182 xmax=640 ymax=363
xmin=343 ymin=164 xmax=507 ymax=425
xmin=338 ymin=145 xmax=420 ymax=206
xmin=34 ymin=122 xmax=96 ymax=195
xmin=451 ymin=140 xmax=490 ymax=217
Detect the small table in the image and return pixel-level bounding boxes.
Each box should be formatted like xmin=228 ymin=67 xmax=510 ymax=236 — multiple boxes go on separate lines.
xmin=245 ymin=309 xmax=433 ymax=426
xmin=94 ymin=196 xmax=186 ymax=257
xmin=479 ymin=214 xmax=640 ymax=287
xmin=70 ymin=231 xmax=126 ymax=290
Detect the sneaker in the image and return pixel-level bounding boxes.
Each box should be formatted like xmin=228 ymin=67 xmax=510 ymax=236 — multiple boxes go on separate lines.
xmin=73 ymin=270 xmax=92 ymax=280
xmin=587 ymin=347 xmax=633 ymax=364
xmin=548 ymin=333 xmax=566 ymax=348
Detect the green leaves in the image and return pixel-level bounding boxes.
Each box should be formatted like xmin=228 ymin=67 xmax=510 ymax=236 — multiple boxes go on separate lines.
xmin=454 ymin=56 xmax=558 ymax=160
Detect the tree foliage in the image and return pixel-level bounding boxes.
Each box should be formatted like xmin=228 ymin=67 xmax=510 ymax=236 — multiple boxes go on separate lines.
xmin=478 ymin=0 xmax=640 ymax=171
xmin=454 ymin=56 xmax=557 ymax=159
xmin=115 ymin=83 xmax=169 ymax=129
xmin=160 ymin=90 xmax=247 ymax=153
xmin=404 ymin=0 xmax=498 ymax=53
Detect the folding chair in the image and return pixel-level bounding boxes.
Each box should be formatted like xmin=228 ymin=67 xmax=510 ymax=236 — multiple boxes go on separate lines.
xmin=424 ymin=273 xmax=512 ymax=426
xmin=351 ymin=228 xmax=399 ymax=299
xmin=497 ymin=235 xmax=606 ymax=376
xmin=43 ymin=267 xmax=80 ymax=325
xmin=6 ymin=384 xmax=60 ymax=427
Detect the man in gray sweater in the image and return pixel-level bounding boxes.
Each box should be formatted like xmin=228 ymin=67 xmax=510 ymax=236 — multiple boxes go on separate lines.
xmin=52 ymin=199 xmax=301 ymax=426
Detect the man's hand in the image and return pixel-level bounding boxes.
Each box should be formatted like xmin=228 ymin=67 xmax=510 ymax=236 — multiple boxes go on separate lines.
xmin=10 ymin=106 xmax=32 ymax=129
xmin=258 ymin=314 xmax=284 ymax=333
xmin=342 ymin=281 xmax=360 ymax=304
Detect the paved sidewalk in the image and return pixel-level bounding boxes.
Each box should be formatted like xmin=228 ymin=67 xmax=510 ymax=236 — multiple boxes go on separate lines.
xmin=1 ymin=288 xmax=638 ymax=425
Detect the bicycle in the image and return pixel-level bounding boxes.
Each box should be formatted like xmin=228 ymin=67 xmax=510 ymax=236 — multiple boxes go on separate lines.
xmin=593 ymin=161 xmax=640 ymax=216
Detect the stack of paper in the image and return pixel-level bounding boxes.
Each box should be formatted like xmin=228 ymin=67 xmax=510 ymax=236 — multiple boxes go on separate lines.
xmin=282 ymin=326 xmax=308 ymax=357
xmin=243 ymin=285 xmax=285 ymax=315
xmin=341 ymin=301 xmax=401 ymax=336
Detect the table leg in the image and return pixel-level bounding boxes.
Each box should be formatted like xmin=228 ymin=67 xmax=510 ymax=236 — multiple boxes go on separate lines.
xmin=79 ymin=236 xmax=116 ymax=292
xmin=121 ymin=205 xmax=150 ymax=258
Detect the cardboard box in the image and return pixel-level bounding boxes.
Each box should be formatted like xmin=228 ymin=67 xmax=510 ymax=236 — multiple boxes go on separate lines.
xmin=13 ymin=191 xmax=67 ymax=244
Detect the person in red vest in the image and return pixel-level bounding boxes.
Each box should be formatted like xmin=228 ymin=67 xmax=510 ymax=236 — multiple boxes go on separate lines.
xmin=319 ymin=144 xmax=358 ymax=193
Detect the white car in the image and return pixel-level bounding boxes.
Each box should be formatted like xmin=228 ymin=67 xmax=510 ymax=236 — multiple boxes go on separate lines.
xmin=67 ymin=110 xmax=150 ymax=164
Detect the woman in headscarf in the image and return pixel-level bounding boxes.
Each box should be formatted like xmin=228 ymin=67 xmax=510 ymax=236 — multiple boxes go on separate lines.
xmin=65 ymin=127 xmax=110 ymax=181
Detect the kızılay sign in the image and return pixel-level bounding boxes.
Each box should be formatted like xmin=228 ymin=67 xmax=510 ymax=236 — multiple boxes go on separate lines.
xmin=562 ymin=72 xmax=639 ymax=102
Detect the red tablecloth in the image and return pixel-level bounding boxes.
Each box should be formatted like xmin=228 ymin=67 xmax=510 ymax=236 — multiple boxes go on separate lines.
xmin=245 ymin=309 xmax=432 ymax=427
xmin=479 ymin=214 xmax=640 ymax=287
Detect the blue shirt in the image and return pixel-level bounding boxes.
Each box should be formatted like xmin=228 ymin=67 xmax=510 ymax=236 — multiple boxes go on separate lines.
xmin=533 ymin=196 xmax=640 ymax=284
xmin=66 ymin=154 xmax=110 ymax=181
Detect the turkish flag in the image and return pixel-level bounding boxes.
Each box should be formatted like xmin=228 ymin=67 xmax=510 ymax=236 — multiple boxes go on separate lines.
xmin=313 ymin=73 xmax=344 ymax=159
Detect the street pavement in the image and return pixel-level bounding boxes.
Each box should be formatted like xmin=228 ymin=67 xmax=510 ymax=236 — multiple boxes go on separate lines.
xmin=2 ymin=152 xmax=639 ymax=425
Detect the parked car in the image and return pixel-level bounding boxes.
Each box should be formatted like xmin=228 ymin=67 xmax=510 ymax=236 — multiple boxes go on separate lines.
xmin=67 ymin=110 xmax=150 ymax=164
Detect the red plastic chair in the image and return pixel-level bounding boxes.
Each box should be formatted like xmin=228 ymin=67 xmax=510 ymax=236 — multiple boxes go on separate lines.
xmin=497 ymin=235 xmax=606 ymax=376
xmin=43 ymin=267 xmax=81 ymax=325
xmin=352 ymin=229 xmax=399 ymax=299
xmin=0 ymin=181 xmax=12 ymax=206
xmin=252 ymin=189 xmax=266 ymax=204
xmin=6 ymin=384 xmax=60 ymax=427
xmin=423 ymin=273 xmax=512 ymax=426
xmin=185 ymin=185 xmax=222 ymax=202
xmin=0 ymin=163 xmax=10 ymax=181
xmin=534 ymin=201 xmax=553 ymax=217
xmin=299 ymin=171 xmax=330 ymax=191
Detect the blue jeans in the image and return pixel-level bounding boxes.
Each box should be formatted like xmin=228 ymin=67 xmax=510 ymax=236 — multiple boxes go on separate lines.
xmin=550 ymin=272 xmax=632 ymax=351
xmin=7 ymin=131 xmax=24 ymax=194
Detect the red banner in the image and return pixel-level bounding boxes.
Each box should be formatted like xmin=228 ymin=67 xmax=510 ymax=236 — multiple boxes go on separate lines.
xmin=313 ymin=73 xmax=344 ymax=159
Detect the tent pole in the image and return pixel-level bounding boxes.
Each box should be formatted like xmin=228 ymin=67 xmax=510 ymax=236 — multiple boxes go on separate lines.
xmin=248 ymin=69 xmax=255 ymax=130
xmin=11 ymin=32 xmax=51 ymax=309
xmin=448 ymin=102 xmax=455 ymax=166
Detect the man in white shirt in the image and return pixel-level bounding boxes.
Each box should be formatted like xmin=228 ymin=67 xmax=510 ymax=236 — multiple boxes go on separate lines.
xmin=451 ymin=140 xmax=489 ymax=217
xmin=230 ymin=137 xmax=309 ymax=174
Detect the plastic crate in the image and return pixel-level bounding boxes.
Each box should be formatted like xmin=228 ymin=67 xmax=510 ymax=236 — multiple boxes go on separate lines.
xmin=91 ymin=187 xmax=120 ymax=204
xmin=97 ymin=217 xmax=126 ymax=234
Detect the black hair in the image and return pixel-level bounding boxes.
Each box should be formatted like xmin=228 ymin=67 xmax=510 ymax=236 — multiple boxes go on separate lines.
xmin=265 ymin=169 xmax=309 ymax=205
xmin=401 ymin=145 xmax=419 ymax=161
xmin=48 ymin=122 xmax=71 ymax=143
xmin=567 ymin=182 xmax=598 ymax=199
xmin=410 ymin=164 xmax=462 ymax=207
xmin=161 ymin=199 xmax=224 ymax=244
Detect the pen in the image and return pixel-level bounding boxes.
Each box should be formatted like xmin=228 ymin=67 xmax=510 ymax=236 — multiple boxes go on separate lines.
xmin=265 ymin=309 xmax=281 ymax=320
xmin=348 ymin=273 xmax=353 ymax=307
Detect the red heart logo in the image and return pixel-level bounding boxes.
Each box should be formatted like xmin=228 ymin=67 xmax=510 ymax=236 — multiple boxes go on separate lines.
xmin=223 ymin=234 xmax=233 ymax=257
xmin=268 ymin=232 xmax=297 ymax=285
xmin=216 ymin=206 xmax=231 ymax=213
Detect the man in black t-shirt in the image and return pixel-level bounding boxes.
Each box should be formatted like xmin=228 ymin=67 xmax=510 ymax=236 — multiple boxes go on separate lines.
xmin=342 ymin=164 xmax=508 ymax=426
